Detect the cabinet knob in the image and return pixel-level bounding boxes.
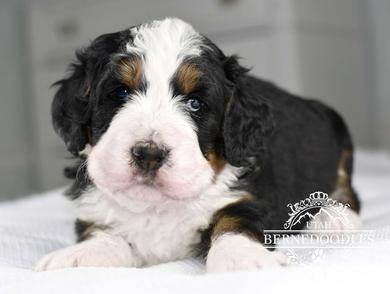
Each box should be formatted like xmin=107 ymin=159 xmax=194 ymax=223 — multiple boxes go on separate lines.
xmin=56 ymin=20 xmax=79 ymax=39
xmin=219 ymin=0 xmax=239 ymax=6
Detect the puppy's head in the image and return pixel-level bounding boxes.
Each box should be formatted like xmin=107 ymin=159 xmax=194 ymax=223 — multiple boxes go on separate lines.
xmin=53 ymin=18 xmax=273 ymax=201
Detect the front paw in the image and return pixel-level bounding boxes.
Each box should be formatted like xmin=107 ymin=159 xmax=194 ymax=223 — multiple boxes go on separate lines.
xmin=206 ymin=234 xmax=287 ymax=273
xmin=34 ymin=235 xmax=133 ymax=271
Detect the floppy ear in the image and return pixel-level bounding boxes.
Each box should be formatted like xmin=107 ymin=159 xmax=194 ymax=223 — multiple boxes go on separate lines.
xmin=52 ymin=30 xmax=132 ymax=156
xmin=222 ymin=56 xmax=274 ymax=168
xmin=51 ymin=51 xmax=91 ymax=156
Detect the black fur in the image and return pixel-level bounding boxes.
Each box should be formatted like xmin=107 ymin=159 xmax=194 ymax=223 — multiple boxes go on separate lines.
xmin=196 ymin=62 xmax=360 ymax=257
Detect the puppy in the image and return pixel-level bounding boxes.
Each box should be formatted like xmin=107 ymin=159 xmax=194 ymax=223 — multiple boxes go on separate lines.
xmin=34 ymin=18 xmax=360 ymax=272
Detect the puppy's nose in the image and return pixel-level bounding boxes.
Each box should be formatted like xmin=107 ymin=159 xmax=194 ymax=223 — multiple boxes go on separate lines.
xmin=130 ymin=141 xmax=168 ymax=172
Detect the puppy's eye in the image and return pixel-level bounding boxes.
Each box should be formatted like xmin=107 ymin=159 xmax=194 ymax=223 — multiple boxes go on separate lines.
xmin=114 ymin=86 xmax=130 ymax=100
xmin=186 ymin=97 xmax=203 ymax=112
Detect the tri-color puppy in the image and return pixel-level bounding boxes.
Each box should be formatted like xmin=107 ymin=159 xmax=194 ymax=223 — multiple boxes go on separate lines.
xmin=35 ymin=18 xmax=360 ymax=272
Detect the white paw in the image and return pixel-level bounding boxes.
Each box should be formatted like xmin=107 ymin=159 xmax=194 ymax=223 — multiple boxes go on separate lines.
xmin=34 ymin=234 xmax=134 ymax=271
xmin=206 ymin=234 xmax=287 ymax=273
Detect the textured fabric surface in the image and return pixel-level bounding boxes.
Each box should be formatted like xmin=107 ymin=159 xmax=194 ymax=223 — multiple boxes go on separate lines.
xmin=0 ymin=150 xmax=389 ymax=293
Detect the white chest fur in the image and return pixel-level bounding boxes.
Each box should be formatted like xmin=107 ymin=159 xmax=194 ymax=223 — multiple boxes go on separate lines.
xmin=74 ymin=165 xmax=243 ymax=266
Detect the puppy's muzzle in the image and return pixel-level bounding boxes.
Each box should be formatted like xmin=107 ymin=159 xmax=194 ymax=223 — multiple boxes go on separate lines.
xmin=131 ymin=141 xmax=168 ymax=173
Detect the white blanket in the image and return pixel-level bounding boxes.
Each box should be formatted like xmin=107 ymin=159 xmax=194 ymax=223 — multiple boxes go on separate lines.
xmin=1 ymin=150 xmax=389 ymax=293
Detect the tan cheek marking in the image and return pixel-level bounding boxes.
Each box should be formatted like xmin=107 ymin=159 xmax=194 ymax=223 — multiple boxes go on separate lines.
xmin=118 ymin=56 xmax=143 ymax=88
xmin=241 ymin=193 xmax=255 ymax=201
xmin=206 ymin=150 xmax=227 ymax=176
xmin=177 ymin=63 xmax=202 ymax=94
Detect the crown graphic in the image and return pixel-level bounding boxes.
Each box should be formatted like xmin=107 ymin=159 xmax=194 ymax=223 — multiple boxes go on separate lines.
xmin=287 ymin=191 xmax=330 ymax=216
xmin=308 ymin=191 xmax=329 ymax=206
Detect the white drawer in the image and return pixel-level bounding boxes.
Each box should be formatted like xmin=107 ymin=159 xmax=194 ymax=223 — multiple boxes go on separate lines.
xmin=28 ymin=0 xmax=276 ymax=63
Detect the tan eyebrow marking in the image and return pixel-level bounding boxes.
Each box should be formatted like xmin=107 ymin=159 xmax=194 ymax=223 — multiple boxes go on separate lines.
xmin=177 ymin=62 xmax=202 ymax=94
xmin=118 ymin=56 xmax=143 ymax=88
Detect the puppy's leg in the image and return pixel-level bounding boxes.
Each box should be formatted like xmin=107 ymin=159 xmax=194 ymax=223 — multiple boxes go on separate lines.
xmin=34 ymin=232 xmax=137 ymax=271
xmin=199 ymin=199 xmax=287 ymax=273
xmin=305 ymin=149 xmax=362 ymax=232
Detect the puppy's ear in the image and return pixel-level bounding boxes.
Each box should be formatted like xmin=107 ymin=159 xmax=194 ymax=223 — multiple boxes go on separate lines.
xmin=51 ymin=51 xmax=91 ymax=156
xmin=52 ymin=30 xmax=132 ymax=156
xmin=222 ymin=56 xmax=274 ymax=167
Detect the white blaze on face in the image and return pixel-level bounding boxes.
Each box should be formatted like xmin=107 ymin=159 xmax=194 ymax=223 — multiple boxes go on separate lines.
xmin=88 ymin=18 xmax=215 ymax=201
